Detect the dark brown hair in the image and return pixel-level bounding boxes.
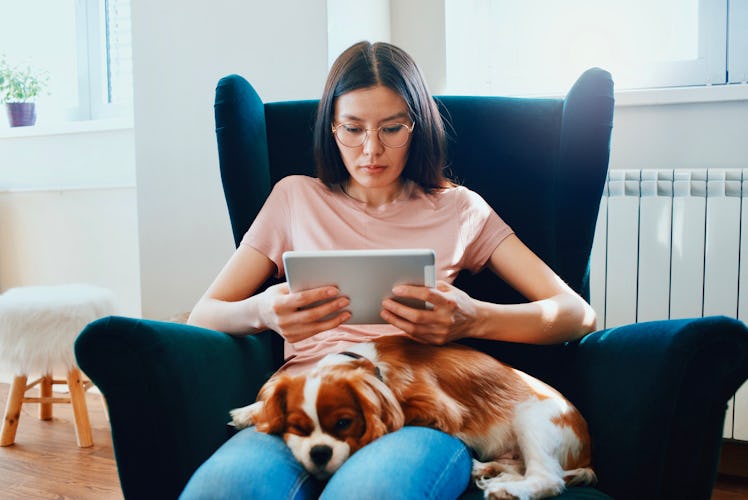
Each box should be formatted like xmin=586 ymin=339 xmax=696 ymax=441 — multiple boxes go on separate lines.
xmin=313 ymin=41 xmax=449 ymax=192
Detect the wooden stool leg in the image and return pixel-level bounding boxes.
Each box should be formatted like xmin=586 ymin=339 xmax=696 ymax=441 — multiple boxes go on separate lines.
xmin=101 ymin=394 xmax=110 ymax=423
xmin=67 ymin=368 xmax=93 ymax=448
xmin=39 ymin=375 xmax=53 ymax=420
xmin=1 ymin=375 xmax=28 ymax=446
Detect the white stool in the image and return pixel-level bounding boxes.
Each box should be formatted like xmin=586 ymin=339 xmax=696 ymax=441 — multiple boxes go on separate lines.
xmin=0 ymin=284 xmax=116 ymax=447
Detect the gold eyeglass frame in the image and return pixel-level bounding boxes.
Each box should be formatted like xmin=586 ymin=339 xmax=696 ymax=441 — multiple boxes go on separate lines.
xmin=331 ymin=122 xmax=416 ymax=148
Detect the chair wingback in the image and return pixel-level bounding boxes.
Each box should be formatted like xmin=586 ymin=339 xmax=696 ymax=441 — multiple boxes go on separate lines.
xmin=214 ymin=74 xmax=273 ymax=246
xmin=214 ymin=69 xmax=614 ymax=304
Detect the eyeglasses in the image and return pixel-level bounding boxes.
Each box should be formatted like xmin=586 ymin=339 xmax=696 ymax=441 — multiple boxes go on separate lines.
xmin=331 ymin=122 xmax=415 ymax=148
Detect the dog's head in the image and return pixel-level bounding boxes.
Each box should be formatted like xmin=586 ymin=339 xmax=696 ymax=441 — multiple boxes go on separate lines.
xmin=252 ymin=356 xmax=404 ymax=479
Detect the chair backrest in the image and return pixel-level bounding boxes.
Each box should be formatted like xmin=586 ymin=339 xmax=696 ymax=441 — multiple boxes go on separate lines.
xmin=214 ymin=69 xmax=614 ymax=305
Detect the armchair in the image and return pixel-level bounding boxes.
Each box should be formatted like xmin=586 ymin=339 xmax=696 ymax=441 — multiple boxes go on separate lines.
xmin=75 ymin=68 xmax=748 ymax=499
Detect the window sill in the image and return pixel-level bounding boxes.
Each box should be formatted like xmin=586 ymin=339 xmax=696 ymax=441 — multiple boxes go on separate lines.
xmin=614 ymin=83 xmax=748 ymax=107
xmin=0 ymin=117 xmax=133 ymax=139
xmin=446 ymin=82 xmax=748 ymax=106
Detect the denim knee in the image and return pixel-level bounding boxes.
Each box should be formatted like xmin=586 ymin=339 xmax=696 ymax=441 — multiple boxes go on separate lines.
xmin=321 ymin=426 xmax=472 ymax=500
xmin=180 ymin=427 xmax=323 ymax=500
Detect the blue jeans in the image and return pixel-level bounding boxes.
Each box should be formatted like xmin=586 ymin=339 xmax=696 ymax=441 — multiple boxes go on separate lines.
xmin=180 ymin=426 xmax=472 ymax=499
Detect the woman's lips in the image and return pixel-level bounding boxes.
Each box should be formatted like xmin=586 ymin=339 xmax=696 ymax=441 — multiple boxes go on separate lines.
xmin=359 ymin=164 xmax=386 ymax=174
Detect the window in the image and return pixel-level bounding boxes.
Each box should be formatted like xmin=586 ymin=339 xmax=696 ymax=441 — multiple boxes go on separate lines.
xmin=445 ymin=0 xmax=745 ymax=96
xmin=0 ymin=0 xmax=133 ymax=123
xmin=102 ymin=0 xmax=134 ymax=114
xmin=729 ymin=0 xmax=748 ymax=83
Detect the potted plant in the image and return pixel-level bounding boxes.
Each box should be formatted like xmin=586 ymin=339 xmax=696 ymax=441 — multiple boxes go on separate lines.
xmin=0 ymin=55 xmax=49 ymax=127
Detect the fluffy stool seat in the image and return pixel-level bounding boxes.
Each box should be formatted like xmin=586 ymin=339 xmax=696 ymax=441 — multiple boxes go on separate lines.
xmin=0 ymin=284 xmax=116 ymax=447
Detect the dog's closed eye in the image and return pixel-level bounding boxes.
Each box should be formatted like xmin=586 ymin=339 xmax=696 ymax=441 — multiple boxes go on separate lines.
xmin=334 ymin=418 xmax=352 ymax=431
xmin=286 ymin=412 xmax=314 ymax=436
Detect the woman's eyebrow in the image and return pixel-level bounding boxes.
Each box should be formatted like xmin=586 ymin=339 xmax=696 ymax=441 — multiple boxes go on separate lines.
xmin=338 ymin=111 xmax=410 ymax=123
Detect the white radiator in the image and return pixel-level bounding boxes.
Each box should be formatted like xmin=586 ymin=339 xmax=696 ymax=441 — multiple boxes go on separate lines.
xmin=590 ymin=168 xmax=747 ymax=441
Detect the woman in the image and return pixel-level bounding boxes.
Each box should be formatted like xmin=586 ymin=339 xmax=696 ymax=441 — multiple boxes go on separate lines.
xmin=181 ymin=41 xmax=596 ymax=500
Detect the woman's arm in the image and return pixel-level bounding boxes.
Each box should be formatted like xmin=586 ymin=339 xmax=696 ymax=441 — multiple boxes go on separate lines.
xmin=478 ymin=234 xmax=597 ymax=343
xmin=381 ymin=234 xmax=596 ymax=345
xmin=187 ymin=244 xmax=351 ymax=340
xmin=187 ymin=244 xmax=276 ymax=334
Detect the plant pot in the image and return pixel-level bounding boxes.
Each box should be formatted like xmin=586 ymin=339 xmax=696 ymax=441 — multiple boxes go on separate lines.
xmin=6 ymin=102 xmax=37 ymax=127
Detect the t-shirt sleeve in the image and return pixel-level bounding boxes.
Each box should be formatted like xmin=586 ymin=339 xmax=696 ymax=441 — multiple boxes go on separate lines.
xmin=240 ymin=177 xmax=294 ymax=278
xmin=458 ymin=188 xmax=514 ymax=273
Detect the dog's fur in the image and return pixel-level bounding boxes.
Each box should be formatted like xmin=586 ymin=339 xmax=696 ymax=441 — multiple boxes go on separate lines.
xmin=231 ymin=336 xmax=596 ymax=499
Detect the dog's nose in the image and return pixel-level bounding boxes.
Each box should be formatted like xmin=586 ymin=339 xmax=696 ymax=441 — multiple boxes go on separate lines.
xmin=310 ymin=444 xmax=333 ymax=466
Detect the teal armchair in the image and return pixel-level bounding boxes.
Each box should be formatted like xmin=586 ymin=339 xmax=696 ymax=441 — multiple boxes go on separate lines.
xmin=75 ymin=69 xmax=748 ymax=499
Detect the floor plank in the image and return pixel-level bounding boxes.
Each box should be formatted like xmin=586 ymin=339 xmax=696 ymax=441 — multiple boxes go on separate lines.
xmin=713 ymin=474 xmax=748 ymax=500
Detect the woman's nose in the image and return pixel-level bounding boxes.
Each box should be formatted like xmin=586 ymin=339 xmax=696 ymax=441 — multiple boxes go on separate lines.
xmin=362 ymin=129 xmax=384 ymax=155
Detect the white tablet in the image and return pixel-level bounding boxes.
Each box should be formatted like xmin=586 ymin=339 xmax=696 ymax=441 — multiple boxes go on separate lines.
xmin=283 ymin=249 xmax=436 ymax=324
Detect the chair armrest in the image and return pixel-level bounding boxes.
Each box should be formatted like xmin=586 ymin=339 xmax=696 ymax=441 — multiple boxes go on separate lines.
xmin=74 ymin=316 xmax=280 ymax=499
xmin=569 ymin=316 xmax=748 ymax=500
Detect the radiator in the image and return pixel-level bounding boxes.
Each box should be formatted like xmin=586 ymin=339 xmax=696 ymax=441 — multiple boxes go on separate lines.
xmin=590 ymin=168 xmax=747 ymax=441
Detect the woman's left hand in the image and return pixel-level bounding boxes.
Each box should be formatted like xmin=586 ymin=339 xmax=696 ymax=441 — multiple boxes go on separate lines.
xmin=380 ymin=280 xmax=480 ymax=345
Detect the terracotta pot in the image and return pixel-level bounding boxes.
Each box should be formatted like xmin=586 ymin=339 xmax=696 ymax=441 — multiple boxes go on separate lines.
xmin=6 ymin=102 xmax=37 ymax=127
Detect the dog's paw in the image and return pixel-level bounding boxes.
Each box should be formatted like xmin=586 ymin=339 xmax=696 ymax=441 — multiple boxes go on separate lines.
xmin=563 ymin=467 xmax=597 ymax=486
xmin=229 ymin=401 xmax=263 ymax=429
xmin=475 ymin=474 xmax=523 ymax=497
xmin=472 ymin=460 xmax=506 ymax=480
xmin=480 ymin=476 xmax=564 ymax=500
xmin=472 ymin=457 xmax=524 ymax=483
xmin=481 ymin=486 xmax=518 ymax=500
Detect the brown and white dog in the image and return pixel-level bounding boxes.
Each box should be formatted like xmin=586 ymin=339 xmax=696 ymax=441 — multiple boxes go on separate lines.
xmin=230 ymin=336 xmax=596 ymax=499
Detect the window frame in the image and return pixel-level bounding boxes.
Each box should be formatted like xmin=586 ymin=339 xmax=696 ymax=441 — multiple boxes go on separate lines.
xmin=76 ymin=0 xmax=132 ymax=121
xmin=444 ymin=0 xmax=734 ymax=96
xmin=728 ymin=0 xmax=748 ymax=84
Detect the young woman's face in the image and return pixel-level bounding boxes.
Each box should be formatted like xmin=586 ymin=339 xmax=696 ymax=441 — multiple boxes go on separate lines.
xmin=332 ymin=85 xmax=413 ymax=202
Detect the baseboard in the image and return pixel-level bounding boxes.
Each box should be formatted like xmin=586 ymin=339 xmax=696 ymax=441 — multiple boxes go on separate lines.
xmin=719 ymin=440 xmax=748 ymax=478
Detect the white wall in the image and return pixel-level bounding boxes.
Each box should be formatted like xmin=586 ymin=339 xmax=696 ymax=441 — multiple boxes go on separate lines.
xmin=611 ymin=99 xmax=748 ymax=171
xmin=131 ymin=0 xmax=329 ymax=319
xmin=390 ymin=0 xmax=447 ymax=94
xmin=1 ymin=0 xmax=746 ymax=324
xmin=0 ymin=124 xmax=135 ymax=189
xmin=327 ymin=0 xmax=391 ymax=67
xmin=0 ymin=186 xmax=141 ymax=317
xmin=0 ymin=125 xmax=141 ymax=317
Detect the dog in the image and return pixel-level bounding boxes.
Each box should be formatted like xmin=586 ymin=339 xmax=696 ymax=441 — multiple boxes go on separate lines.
xmin=230 ymin=336 xmax=596 ymax=499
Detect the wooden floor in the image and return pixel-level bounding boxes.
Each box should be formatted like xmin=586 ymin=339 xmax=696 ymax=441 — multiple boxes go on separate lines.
xmin=0 ymin=381 xmax=122 ymax=500
xmin=1 ymin=382 xmax=747 ymax=500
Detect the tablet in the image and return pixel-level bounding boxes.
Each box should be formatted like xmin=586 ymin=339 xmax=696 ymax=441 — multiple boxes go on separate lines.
xmin=283 ymin=249 xmax=436 ymax=324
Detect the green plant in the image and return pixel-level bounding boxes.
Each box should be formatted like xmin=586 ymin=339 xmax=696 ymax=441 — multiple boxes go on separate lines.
xmin=0 ymin=55 xmax=49 ymax=103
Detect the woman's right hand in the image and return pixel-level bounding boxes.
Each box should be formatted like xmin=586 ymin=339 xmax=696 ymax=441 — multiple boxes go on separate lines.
xmin=188 ymin=246 xmax=351 ymax=340
xmin=256 ymin=283 xmax=351 ymax=343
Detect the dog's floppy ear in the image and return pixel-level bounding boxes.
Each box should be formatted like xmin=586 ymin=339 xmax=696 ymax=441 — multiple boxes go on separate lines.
xmin=253 ymin=374 xmax=291 ymax=435
xmin=349 ymin=370 xmax=404 ymax=447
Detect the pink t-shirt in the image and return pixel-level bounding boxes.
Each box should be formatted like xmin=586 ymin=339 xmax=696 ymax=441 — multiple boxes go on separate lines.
xmin=241 ymin=175 xmax=513 ymax=373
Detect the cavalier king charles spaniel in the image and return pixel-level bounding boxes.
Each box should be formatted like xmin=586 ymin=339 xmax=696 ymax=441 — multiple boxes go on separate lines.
xmin=230 ymin=336 xmax=596 ymax=499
